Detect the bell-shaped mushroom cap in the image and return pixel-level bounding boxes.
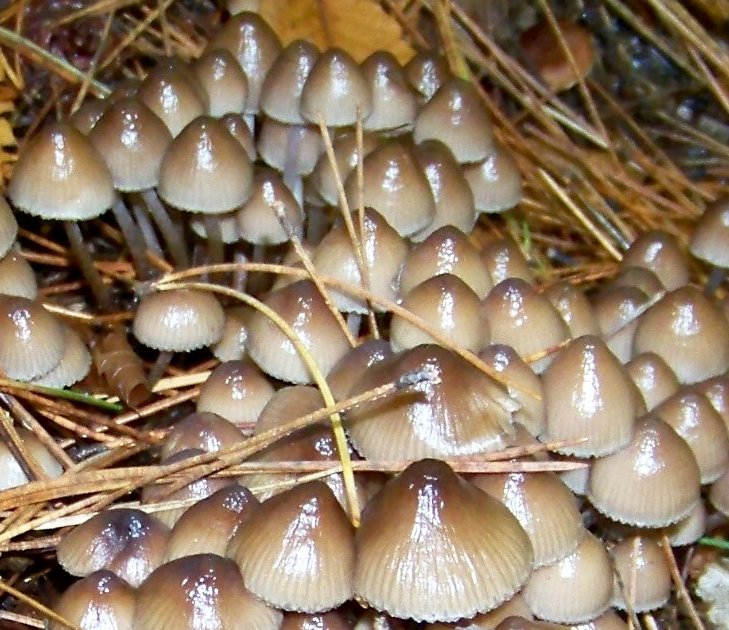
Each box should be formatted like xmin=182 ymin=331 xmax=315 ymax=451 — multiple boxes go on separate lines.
xmin=404 ymin=52 xmax=452 ymax=102
xmin=633 ymin=286 xmax=729 ymax=384
xmin=8 ymin=121 xmax=114 ymax=220
xmin=260 ymin=39 xmax=319 ymax=125
xmin=192 ymin=48 xmax=249 ymax=117
xmin=137 ymin=62 xmax=208 ymax=136
xmin=391 ymin=273 xmax=488 ymax=353
xmin=0 ymin=197 xmax=17 ymax=258
xmin=361 ymin=51 xmax=417 ymax=132
xmin=481 ymin=278 xmax=570 ymax=373
xmin=520 ymin=20 xmax=596 ymax=93
xmin=544 ymin=282 xmax=599 ymax=338
xmin=620 ymin=230 xmax=689 ymax=291
xmin=402 ymin=226 xmax=491 ymax=298
xmin=220 ymin=112 xmax=256 ymax=160
xmin=479 ymin=344 xmax=545 ymax=437
xmin=135 ymin=553 xmax=282 ymax=630
xmin=33 ymin=323 xmax=91 ymax=388
xmin=413 ymin=79 xmax=493 ymax=163
xmin=310 ymin=130 xmax=379 ymax=206
xmin=68 ymin=97 xmax=109 ymax=135
xmin=412 ymin=139 xmax=477 ymax=241
xmin=282 ymin=610 xmax=352 ymax=629
xmin=345 ymin=139 xmax=435 ymax=237
xmin=312 ymin=208 xmax=409 ymax=314
xmin=158 ymin=115 xmax=253 ymax=214
xmin=205 ymin=12 xmax=282 ymax=113
xmin=588 ymin=417 xmax=701 ymax=527
xmin=464 ymin=144 xmax=523 ymax=214
xmin=247 ymin=280 xmax=351 ymax=384
xmin=326 ymin=338 xmax=394 ymax=401
xmin=611 ymin=535 xmax=671 ymax=613
xmin=542 ymin=335 xmax=643 ymax=457
xmin=653 ymin=390 xmax=729 ymax=483
xmin=301 ymin=48 xmax=372 ymax=126
xmin=197 ymin=360 xmax=274 ymax=426
xmin=625 ymin=352 xmax=680 ymax=412
xmin=346 ymin=344 xmax=515 ymax=460
xmin=133 ymin=289 xmax=225 ymax=352
xmin=51 ymin=570 xmax=136 ymax=630
xmin=480 ymin=236 xmax=535 ymax=287
xmin=57 ymin=508 xmax=170 ymax=587
xmin=161 ymin=411 xmax=244 ymax=459
xmin=665 ymin=499 xmax=706 ymax=546
xmin=690 ymin=197 xmax=729 ymax=268
xmin=88 ymin=97 xmax=172 ymax=192
xmin=0 ymin=427 xmax=63 ymax=491
xmin=0 ymin=247 xmax=38 ymax=299
xmin=591 ymin=285 xmax=649 ymax=364
xmin=257 ymin=116 xmax=324 ymax=176
xmin=472 ymin=471 xmax=584 ymax=567
xmin=0 ymin=295 xmax=65 ymax=381
xmin=424 ymin=594 xmax=533 ymax=630
xmin=692 ymin=375 xmax=729 ymax=431
xmin=142 ymin=449 xmax=235 ymax=527
xmin=165 ymin=484 xmax=259 ymax=561
xmin=522 ymin=533 xmax=612 ymax=624
xmin=212 ymin=306 xmax=250 ymax=362
xmin=227 ymin=480 xmax=355 ymax=612
xmin=355 ymin=459 xmax=533 ymax=622
xmin=611 ymin=266 xmax=665 ymax=300
xmin=236 ymin=166 xmax=303 ymax=245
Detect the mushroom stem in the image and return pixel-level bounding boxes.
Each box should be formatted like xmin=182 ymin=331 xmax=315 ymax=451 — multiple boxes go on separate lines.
xmin=131 ymin=200 xmax=164 ymax=258
xmin=706 ymin=267 xmax=725 ymax=295
xmin=111 ymin=197 xmax=153 ymax=280
xmin=203 ymin=215 xmax=225 ymax=265
xmin=139 ymin=190 xmax=190 ymax=269
xmin=283 ymin=125 xmax=305 ymax=207
xmin=346 ymin=312 xmax=362 ymax=337
xmin=232 ymin=249 xmax=248 ymax=292
xmin=63 ymin=221 xmax=114 ymax=312
xmin=147 ymin=350 xmax=173 ymax=389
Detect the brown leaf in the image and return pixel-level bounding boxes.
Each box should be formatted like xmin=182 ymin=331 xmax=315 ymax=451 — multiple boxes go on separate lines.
xmin=259 ymin=0 xmax=414 ymax=63
xmin=93 ymin=330 xmax=151 ymax=408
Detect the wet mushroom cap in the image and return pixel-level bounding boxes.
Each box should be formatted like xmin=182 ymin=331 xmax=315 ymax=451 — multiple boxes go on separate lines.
xmin=0 ymin=247 xmax=38 ymax=299
xmin=0 ymin=196 xmax=18 ymax=258
xmin=620 ymin=230 xmax=689 ymax=291
xmin=192 ymin=47 xmax=249 ymax=117
xmin=610 ymin=535 xmax=671 ymax=612
xmin=160 ymin=411 xmax=244 ymax=459
xmin=354 ymin=458 xmax=533 ymax=623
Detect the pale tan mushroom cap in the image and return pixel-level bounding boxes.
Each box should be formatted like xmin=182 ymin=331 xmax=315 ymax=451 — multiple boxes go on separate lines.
xmin=0 ymin=196 xmax=18 ymax=258
xmin=610 ymin=535 xmax=671 ymax=612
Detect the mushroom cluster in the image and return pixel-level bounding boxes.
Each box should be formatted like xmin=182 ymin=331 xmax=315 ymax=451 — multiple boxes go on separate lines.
xmin=1 ymin=5 xmax=728 ymax=630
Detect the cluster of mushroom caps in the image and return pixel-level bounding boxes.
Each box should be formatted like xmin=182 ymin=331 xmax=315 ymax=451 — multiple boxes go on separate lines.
xmin=3 ymin=6 xmax=729 ymax=630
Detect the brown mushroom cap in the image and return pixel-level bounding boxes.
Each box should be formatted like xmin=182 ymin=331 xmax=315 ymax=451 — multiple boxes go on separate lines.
xmin=282 ymin=611 xmax=352 ymax=630
xmin=424 ymin=594 xmax=533 ymax=630
xmin=326 ymin=338 xmax=394 ymax=401
xmin=33 ymin=323 xmax=91 ymax=388
xmin=464 ymin=143 xmax=523 ymax=214
xmin=257 ymin=116 xmax=324 ymax=176
xmin=247 ymin=280 xmax=351 ymax=384
xmin=522 ymin=533 xmax=612 ymax=624
xmin=0 ymin=295 xmax=65 ymax=381
xmin=355 ymin=459 xmax=533 ymax=622
xmin=625 ymin=352 xmax=680 ymax=412
xmin=192 ymin=47 xmax=249 ymax=117
xmin=133 ymin=288 xmax=225 ymax=352
xmin=346 ymin=344 xmax=516 ymax=460
xmin=135 ymin=553 xmax=282 ymax=630
xmin=212 ymin=306 xmax=251 ymax=362
xmin=544 ymin=281 xmax=599 ymax=338
xmin=57 ymin=508 xmax=170 ymax=587
xmin=220 ymin=111 xmax=257 ymax=160
xmin=665 ymin=499 xmax=706 ymax=546
xmin=591 ymin=285 xmax=649 ymax=364
xmin=0 ymin=427 xmax=63 ymax=491
xmin=161 ymin=411 xmax=244 ymax=460
xmin=0 ymin=196 xmax=18 ymax=259
xmin=404 ymin=52 xmax=452 ymax=102
xmin=480 ymin=236 xmax=535 ymax=287
xmin=588 ymin=417 xmax=701 ymax=527
xmin=0 ymin=246 xmax=37 ymax=299
xmin=227 ymin=480 xmax=355 ymax=612
xmin=610 ymin=535 xmax=671 ymax=612
xmin=542 ymin=335 xmax=643 ymax=457
xmin=8 ymin=121 xmax=115 ymax=221
xmin=361 ymin=50 xmax=418 ymax=132
xmin=690 ymin=197 xmax=729 ymax=268
xmin=197 ymin=359 xmax=275 ymax=426
xmin=157 ymin=115 xmax=254 ymax=214
xmin=472 ymin=471 xmax=584 ymax=567
xmin=632 ymin=286 xmax=729 ymax=384
xmin=620 ymin=230 xmax=689 ymax=291
xmin=301 ymin=48 xmax=373 ymax=127
xmin=52 ymin=570 xmax=136 ymax=630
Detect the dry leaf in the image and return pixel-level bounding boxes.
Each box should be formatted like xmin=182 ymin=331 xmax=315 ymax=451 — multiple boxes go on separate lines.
xmin=259 ymin=0 xmax=414 ymax=64
xmin=93 ymin=330 xmax=151 ymax=408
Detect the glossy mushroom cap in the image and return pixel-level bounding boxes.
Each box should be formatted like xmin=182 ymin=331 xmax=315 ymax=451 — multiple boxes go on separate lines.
xmin=247 ymin=280 xmax=351 ymax=384
xmin=0 ymin=427 xmax=63 ymax=491
xmin=404 ymin=52 xmax=452 ymax=102
xmin=480 ymin=236 xmax=535 ymax=287
xmin=227 ymin=480 xmax=355 ymax=612
xmin=610 ymin=535 xmax=671 ymax=612
xmin=33 ymin=323 xmax=91 ymax=388
xmin=133 ymin=289 xmax=225 ymax=352
xmin=89 ymin=97 xmax=172 ymax=192
xmin=52 ymin=570 xmax=136 ymax=630
xmin=355 ymin=459 xmax=533 ymax=622
xmin=690 ymin=197 xmax=729 ymax=268
xmin=325 ymin=338 xmax=394 ymax=401
xmin=346 ymin=344 xmax=516 ymax=460
xmin=591 ymin=285 xmax=649 ymax=364
xmin=157 ymin=115 xmax=254 ymax=214
xmin=0 ymin=196 xmax=18 ymax=258
xmin=464 ymin=144 xmax=523 ymax=214
xmin=625 ymin=352 xmax=680 ymax=411
xmin=160 ymin=411 xmax=244 ymax=459
xmin=192 ymin=48 xmax=249 ymax=117
xmin=588 ymin=417 xmax=701 ymax=527
xmin=8 ymin=121 xmax=114 ymax=220
xmin=135 ymin=553 xmax=282 ymax=630
xmin=620 ymin=230 xmax=689 ymax=291
xmin=257 ymin=116 xmax=324 ymax=175
xmin=361 ymin=51 xmax=417 ymax=132
xmin=0 ymin=295 xmax=65 ymax=380
xmin=301 ymin=48 xmax=373 ymax=126
xmin=212 ymin=306 xmax=251 ymax=362
xmin=544 ymin=281 xmax=599 ymax=338
xmin=0 ymin=247 xmax=38 ymax=299
xmin=632 ymin=286 xmax=729 ymax=384
xmin=57 ymin=508 xmax=169 ymax=587
xmin=542 ymin=335 xmax=643 ymax=457
xmin=281 ymin=611 xmax=352 ymax=630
